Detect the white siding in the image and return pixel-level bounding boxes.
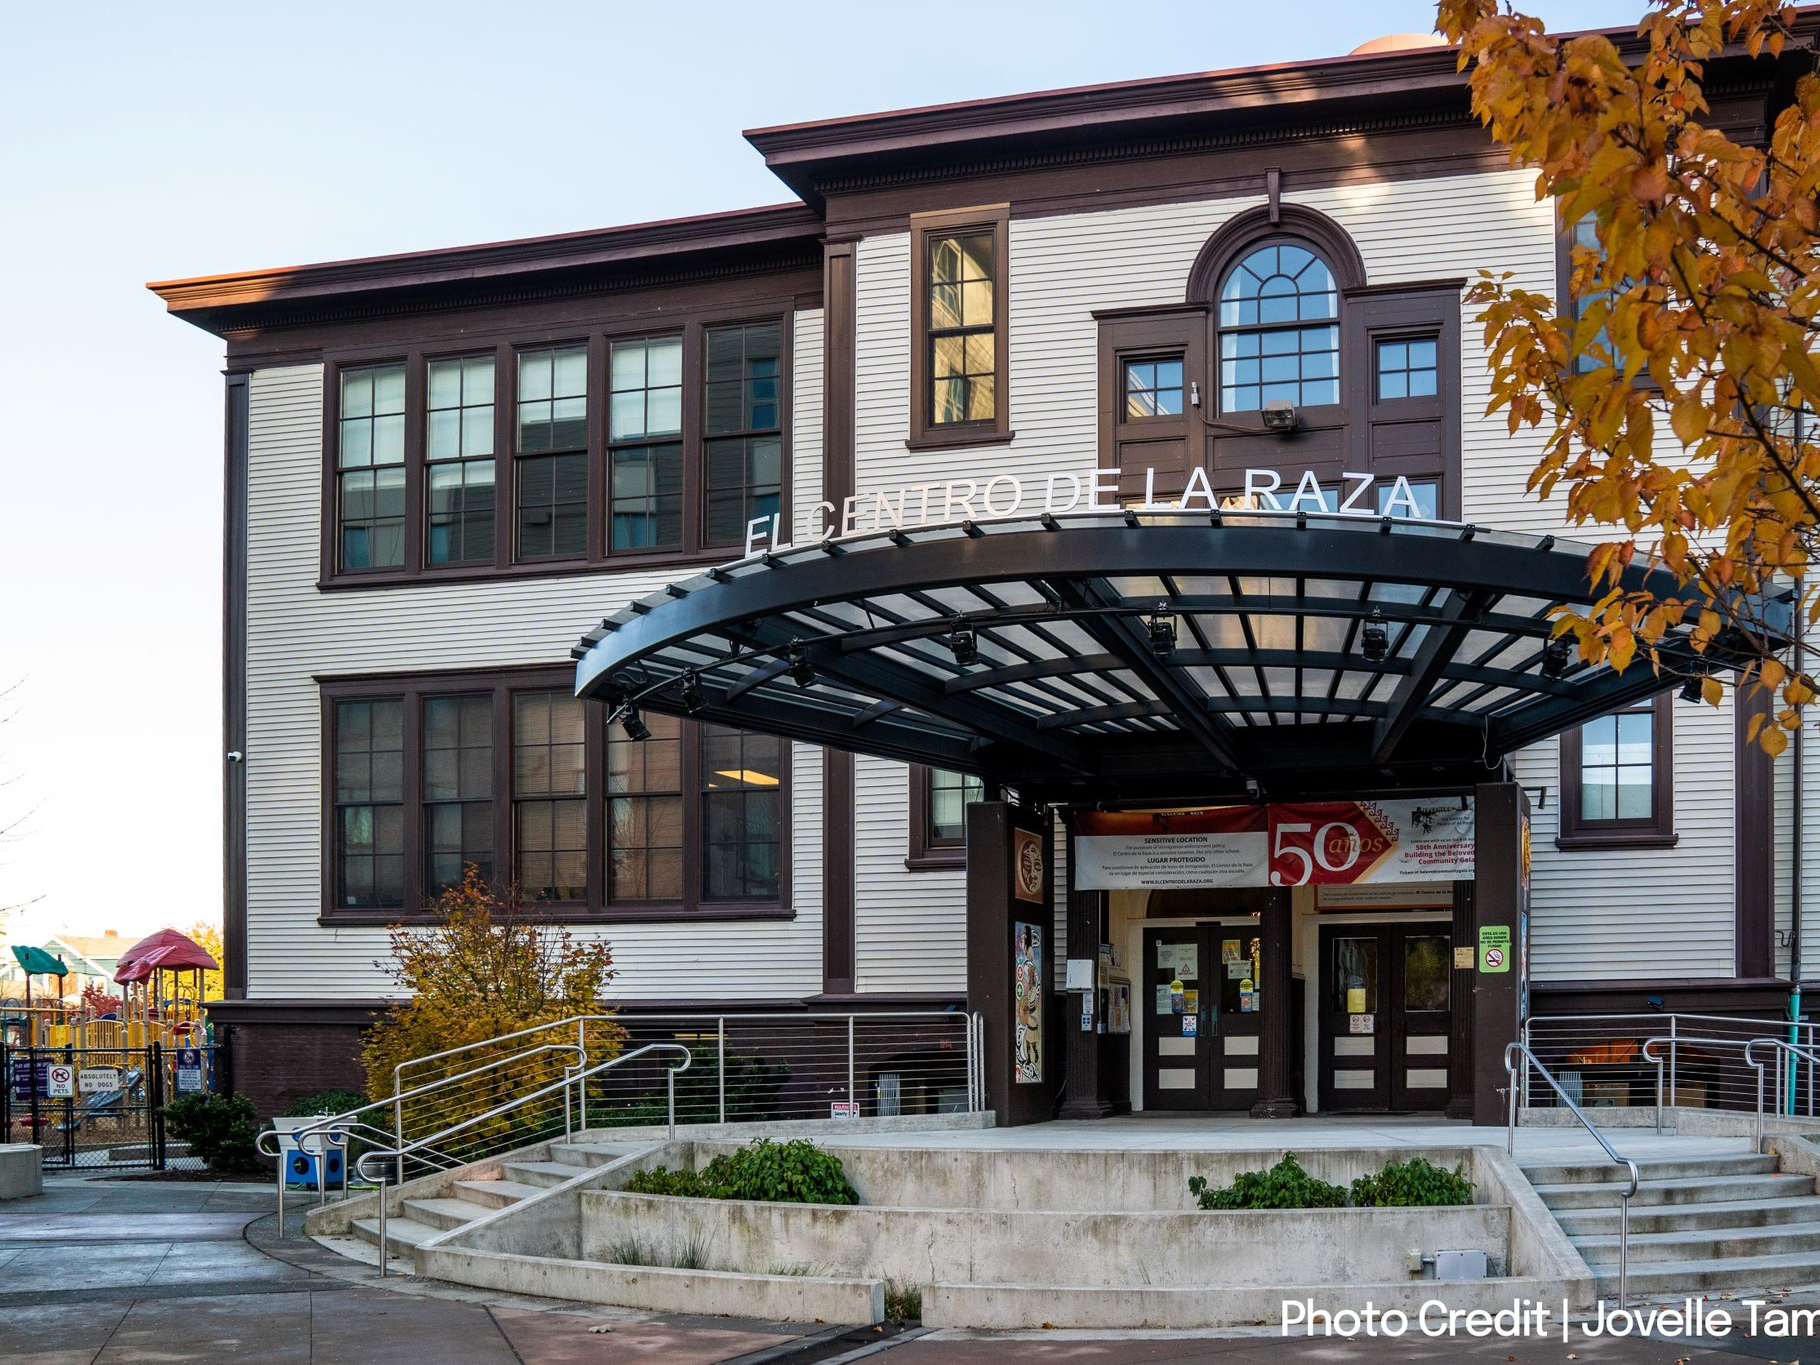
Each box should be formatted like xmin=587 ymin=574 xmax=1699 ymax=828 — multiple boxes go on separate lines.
xmin=853 ymin=757 xmax=966 ymax=993
xmin=243 ymin=310 xmax=829 ymax=1001
xmin=846 ymin=169 xmax=1756 ymax=987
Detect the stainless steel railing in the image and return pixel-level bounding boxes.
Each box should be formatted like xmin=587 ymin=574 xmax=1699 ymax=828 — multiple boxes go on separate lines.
xmin=393 ymin=1009 xmax=983 ymax=1130
xmin=358 ymin=1042 xmax=690 ymax=1276
xmin=1506 ymin=1041 xmax=1641 ymax=1308
xmin=257 ymin=1042 xmax=589 ymax=1227
xmin=1523 ymin=1012 xmax=1818 ymax=1117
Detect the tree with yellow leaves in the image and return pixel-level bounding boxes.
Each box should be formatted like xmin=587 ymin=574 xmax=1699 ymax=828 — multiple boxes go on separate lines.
xmin=358 ymin=868 xmax=623 ymax=1148
xmin=1437 ymin=0 xmax=1820 ymax=751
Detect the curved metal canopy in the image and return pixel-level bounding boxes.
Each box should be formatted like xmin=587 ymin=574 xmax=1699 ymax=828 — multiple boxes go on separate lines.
xmin=572 ymin=508 xmax=1774 ymax=803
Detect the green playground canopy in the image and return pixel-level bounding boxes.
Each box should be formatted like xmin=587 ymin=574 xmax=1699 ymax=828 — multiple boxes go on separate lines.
xmin=10 ymin=944 xmax=68 ymax=977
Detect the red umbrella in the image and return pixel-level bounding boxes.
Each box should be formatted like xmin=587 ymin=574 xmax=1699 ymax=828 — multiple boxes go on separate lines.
xmin=116 ymin=929 xmax=218 ymax=973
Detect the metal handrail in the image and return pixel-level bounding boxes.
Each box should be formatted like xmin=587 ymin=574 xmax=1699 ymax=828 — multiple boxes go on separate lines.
xmin=1744 ymin=1038 xmax=1820 ymax=1150
xmin=361 ymin=1041 xmax=691 ymax=1277
xmin=1639 ymin=1035 xmax=1778 ymax=1149
xmin=259 ymin=1043 xmax=586 ymax=1226
xmin=1506 ymin=1041 xmax=1641 ymax=1308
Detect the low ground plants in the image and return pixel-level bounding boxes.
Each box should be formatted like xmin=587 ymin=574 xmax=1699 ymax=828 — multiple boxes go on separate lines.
xmin=1188 ymin=1152 xmax=1474 ymax=1210
xmin=163 ymin=1094 xmax=261 ymax=1173
xmin=621 ymin=1139 xmax=859 ymax=1205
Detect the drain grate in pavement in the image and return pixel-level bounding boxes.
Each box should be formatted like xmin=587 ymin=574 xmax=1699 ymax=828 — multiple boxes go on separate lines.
xmin=719 ymin=1322 xmax=923 ymax=1365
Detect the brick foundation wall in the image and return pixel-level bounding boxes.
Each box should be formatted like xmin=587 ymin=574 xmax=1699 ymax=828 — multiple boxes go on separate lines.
xmin=206 ymin=1001 xmax=386 ymax=1121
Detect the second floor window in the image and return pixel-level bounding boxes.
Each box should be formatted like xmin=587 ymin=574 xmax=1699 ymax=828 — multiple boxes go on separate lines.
xmin=425 ymin=356 xmax=496 ymax=565
xmin=327 ymin=312 xmax=791 ymax=582
xmin=337 ymin=365 xmax=407 ymax=570
xmin=909 ymin=206 xmax=1010 ymax=448
xmin=907 ymin=765 xmax=984 ymax=869
xmin=1218 ymin=242 xmax=1340 ymax=413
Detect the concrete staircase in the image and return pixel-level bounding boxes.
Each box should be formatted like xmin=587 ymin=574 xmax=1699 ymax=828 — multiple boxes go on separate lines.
xmin=1525 ymin=1150 xmax=1820 ymax=1298
xmin=349 ymin=1138 xmax=638 ymax=1262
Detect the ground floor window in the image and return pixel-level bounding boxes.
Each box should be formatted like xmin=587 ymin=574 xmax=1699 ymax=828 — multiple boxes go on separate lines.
xmin=906 ymin=765 xmax=984 ymax=869
xmin=323 ymin=668 xmax=789 ymax=921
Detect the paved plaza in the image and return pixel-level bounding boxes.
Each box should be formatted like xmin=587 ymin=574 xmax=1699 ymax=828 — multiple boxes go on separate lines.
xmin=0 ymin=1158 xmax=1815 ymax=1363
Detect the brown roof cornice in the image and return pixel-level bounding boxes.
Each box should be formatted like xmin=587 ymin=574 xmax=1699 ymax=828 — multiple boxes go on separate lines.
xmin=148 ymin=202 xmax=825 ymax=337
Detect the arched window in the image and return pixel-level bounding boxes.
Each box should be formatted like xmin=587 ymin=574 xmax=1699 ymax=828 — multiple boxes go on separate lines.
xmin=1217 ymin=242 xmax=1340 ymax=413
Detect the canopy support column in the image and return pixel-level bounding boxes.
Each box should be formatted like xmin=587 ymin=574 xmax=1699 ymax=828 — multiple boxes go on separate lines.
xmin=1249 ymin=887 xmax=1298 ymax=1118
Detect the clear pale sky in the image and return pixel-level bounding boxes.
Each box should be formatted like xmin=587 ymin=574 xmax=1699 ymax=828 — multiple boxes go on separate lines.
xmin=0 ymin=0 xmax=1640 ymax=944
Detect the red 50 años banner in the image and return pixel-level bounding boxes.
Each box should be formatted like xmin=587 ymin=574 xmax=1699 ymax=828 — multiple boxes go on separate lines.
xmin=1074 ymin=800 xmax=1472 ymax=890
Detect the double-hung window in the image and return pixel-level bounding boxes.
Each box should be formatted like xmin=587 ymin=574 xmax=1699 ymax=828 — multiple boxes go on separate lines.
xmin=909 ymin=206 xmax=1011 ymax=448
xmin=425 ymin=356 xmax=497 ymax=565
xmin=336 ymin=365 xmax=407 ymax=570
xmin=906 ymin=765 xmax=984 ymax=869
xmin=703 ymin=323 xmax=783 ymax=547
xmin=608 ymin=338 xmax=684 ymax=552
xmin=516 ymin=346 xmax=588 ymax=560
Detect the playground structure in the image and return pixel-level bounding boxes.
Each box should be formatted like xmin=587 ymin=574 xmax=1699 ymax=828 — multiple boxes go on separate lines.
xmin=2 ymin=929 xmax=223 ymax=1169
xmin=3 ymin=928 xmax=217 ymax=1052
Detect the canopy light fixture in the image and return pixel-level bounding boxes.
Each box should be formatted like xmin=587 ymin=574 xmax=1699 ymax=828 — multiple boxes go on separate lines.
xmin=680 ymin=672 xmax=707 ymax=714
xmin=619 ymin=704 xmax=651 ymax=742
xmin=1679 ymin=672 xmax=1705 ymax=703
xmin=949 ymin=620 xmax=979 ymax=666
xmin=1360 ymin=608 xmax=1389 ymax=663
xmin=1147 ymin=602 xmax=1177 ymax=658
xmin=1540 ymin=634 xmax=1573 ymax=679
xmin=788 ymin=640 xmax=816 ymax=688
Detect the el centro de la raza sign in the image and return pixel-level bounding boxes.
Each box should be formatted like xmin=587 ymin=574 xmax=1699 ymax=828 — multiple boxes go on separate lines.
xmin=741 ymin=464 xmax=1437 ymax=556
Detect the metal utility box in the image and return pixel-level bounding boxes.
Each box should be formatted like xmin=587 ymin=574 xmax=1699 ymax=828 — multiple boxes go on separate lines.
xmin=1433 ymin=1249 xmax=1489 ymax=1280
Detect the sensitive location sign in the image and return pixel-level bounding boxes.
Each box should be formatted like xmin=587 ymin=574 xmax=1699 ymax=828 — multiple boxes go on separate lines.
xmin=1074 ymin=801 xmax=1474 ymax=891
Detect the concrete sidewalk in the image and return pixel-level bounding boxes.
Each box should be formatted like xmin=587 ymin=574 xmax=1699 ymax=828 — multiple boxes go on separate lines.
xmin=0 ymin=1173 xmax=804 ymax=1364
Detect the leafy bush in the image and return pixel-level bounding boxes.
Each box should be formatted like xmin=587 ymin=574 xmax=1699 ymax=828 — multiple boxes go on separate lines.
xmin=1188 ymin=1153 xmax=1346 ymax=1209
xmin=622 ymin=1164 xmax=706 ymax=1197
xmin=622 ymin=1140 xmax=858 ymax=1205
xmin=1349 ymin=1157 xmax=1474 ymax=1207
xmin=1188 ymin=1153 xmax=1476 ymax=1210
xmin=163 ymin=1094 xmax=261 ymax=1173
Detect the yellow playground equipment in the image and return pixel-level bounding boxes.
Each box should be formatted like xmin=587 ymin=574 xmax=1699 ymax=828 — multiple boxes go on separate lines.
xmin=6 ymin=930 xmax=217 ymax=1051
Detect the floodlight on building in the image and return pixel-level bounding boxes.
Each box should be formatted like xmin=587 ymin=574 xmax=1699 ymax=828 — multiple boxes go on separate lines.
xmin=680 ymin=672 xmax=708 ymax=714
xmin=1360 ymin=608 xmax=1389 ymax=663
xmin=1541 ymin=634 xmax=1573 ymax=679
xmin=1147 ymin=603 xmax=1177 ymax=658
xmin=619 ymin=704 xmax=651 ymax=742
xmin=949 ymin=620 xmax=979 ymax=666
xmin=788 ymin=640 xmax=817 ymax=688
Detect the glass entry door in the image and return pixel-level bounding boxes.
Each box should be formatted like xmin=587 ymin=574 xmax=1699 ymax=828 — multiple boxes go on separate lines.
xmin=1317 ymin=923 xmax=1452 ymax=1112
xmin=1142 ymin=924 xmax=1264 ymax=1112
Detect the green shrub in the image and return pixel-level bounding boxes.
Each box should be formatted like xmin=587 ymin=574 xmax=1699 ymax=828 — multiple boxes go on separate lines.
xmin=1349 ymin=1157 xmax=1474 ymax=1207
xmin=623 ymin=1164 xmax=707 ymax=1197
xmin=1188 ymin=1153 xmax=1346 ymax=1209
xmin=163 ymin=1094 xmax=262 ymax=1173
xmin=622 ymin=1140 xmax=857 ymax=1205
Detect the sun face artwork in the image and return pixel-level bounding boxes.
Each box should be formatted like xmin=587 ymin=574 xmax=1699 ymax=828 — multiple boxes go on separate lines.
xmin=1014 ymin=921 xmax=1043 ymax=1084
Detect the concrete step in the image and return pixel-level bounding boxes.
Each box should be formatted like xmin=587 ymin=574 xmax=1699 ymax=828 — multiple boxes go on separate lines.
xmin=351 ymin=1215 xmax=439 ymax=1251
xmin=501 ymin=1159 xmax=592 ymax=1189
xmin=1521 ymin=1152 xmax=1777 ymax=1186
xmin=548 ymin=1142 xmax=638 ymax=1168
xmin=401 ymin=1197 xmax=490 ymax=1233
xmin=451 ymin=1178 xmax=544 ymax=1210
xmin=1534 ymin=1172 xmax=1813 ymax=1209
xmin=1596 ymin=1249 xmax=1820 ymax=1298
xmin=1578 ymin=1222 xmax=1820 ymax=1267
xmin=1557 ymin=1195 xmax=1820 ymax=1236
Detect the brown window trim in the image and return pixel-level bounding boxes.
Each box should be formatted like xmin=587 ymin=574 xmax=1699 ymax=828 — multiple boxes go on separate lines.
xmin=318 ymin=308 xmax=794 ymax=589
xmin=905 ymin=765 xmax=966 ymax=870
xmin=318 ymin=665 xmax=792 ymax=924
xmin=1555 ymin=693 xmax=1678 ymax=850
xmin=906 ymin=204 xmax=1011 ymax=450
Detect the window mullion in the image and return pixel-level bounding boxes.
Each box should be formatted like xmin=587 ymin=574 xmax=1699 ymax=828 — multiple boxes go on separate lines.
xmin=493 ymin=685 xmax=514 ymax=896
xmin=401 ymin=687 xmax=424 ymax=914
xmin=403 ymin=355 xmax=426 ymax=572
